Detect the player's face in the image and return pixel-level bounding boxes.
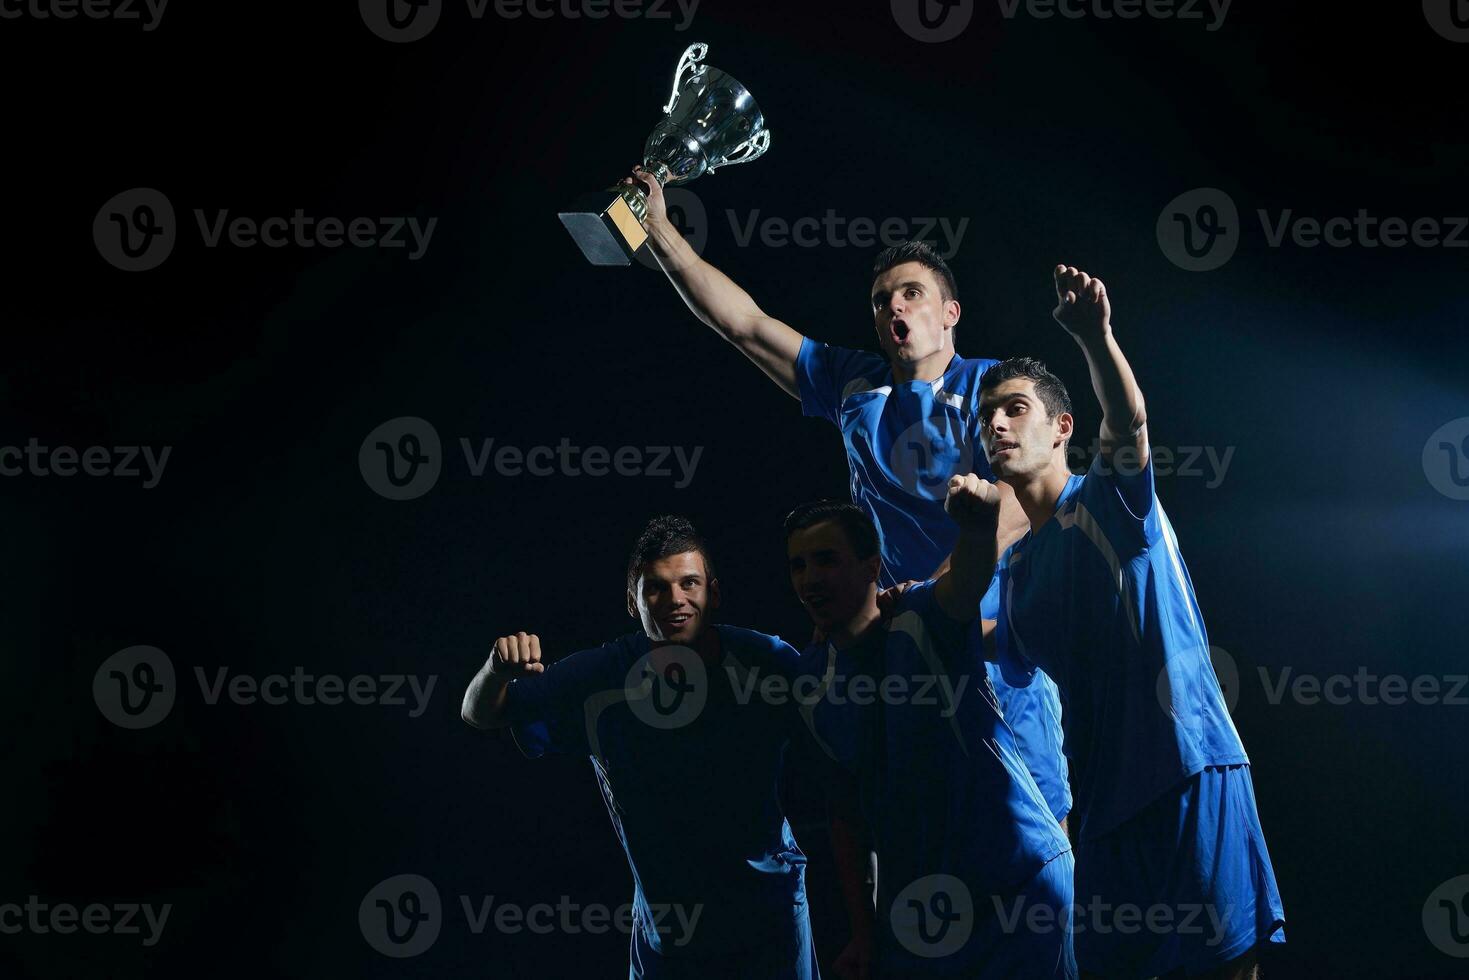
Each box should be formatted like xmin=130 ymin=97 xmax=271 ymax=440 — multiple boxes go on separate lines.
xmin=979 ymin=378 xmax=1069 ymax=478
xmin=787 ymin=521 xmax=879 ymax=633
xmin=870 ymin=261 xmax=958 ymax=366
xmin=630 ymin=551 xmax=719 ymax=645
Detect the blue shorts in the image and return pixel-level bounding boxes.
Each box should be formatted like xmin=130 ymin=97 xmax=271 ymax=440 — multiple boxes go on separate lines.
xmin=880 ymin=851 xmax=1078 ymax=978
xmin=1073 ymin=764 xmax=1286 ymax=977
xmin=628 ymin=903 xmax=819 ymax=980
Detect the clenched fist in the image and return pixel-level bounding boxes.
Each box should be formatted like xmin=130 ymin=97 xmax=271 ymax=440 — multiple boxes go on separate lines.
xmin=1052 ymin=264 xmax=1111 ymax=341
xmin=945 ymin=473 xmax=1002 ymax=530
xmin=622 ymin=165 xmax=671 ymax=234
xmin=490 ymin=632 xmax=546 ymax=679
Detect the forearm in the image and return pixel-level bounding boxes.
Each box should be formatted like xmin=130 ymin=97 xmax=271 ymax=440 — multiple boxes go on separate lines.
xmin=936 ymin=521 xmax=998 ymax=623
xmin=461 ymin=665 xmax=512 ymax=730
xmin=647 ymin=220 xmax=766 ymax=341
xmin=828 ymin=808 xmax=876 ymax=945
xmin=1076 ymin=330 xmax=1147 ymax=448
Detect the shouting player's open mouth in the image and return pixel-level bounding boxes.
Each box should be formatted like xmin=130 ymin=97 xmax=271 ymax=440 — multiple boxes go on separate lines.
xmin=891 ymin=319 xmax=911 ymax=346
xmin=990 ymin=440 xmax=1019 ymax=459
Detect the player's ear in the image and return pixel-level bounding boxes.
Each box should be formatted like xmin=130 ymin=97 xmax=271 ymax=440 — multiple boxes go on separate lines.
xmin=944 ymin=298 xmax=961 ymax=328
xmin=863 ymin=554 xmax=882 ymax=584
xmin=1055 ymin=412 xmax=1074 ymax=444
xmin=626 ymin=589 xmax=638 ymax=620
xmin=707 ymin=578 xmax=721 ymax=610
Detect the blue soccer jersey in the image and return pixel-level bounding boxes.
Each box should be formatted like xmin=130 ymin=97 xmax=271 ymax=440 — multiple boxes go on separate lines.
xmin=996 ymin=453 xmax=1249 ymax=840
xmin=504 ymin=626 xmax=817 ymax=975
xmin=797 ymin=581 xmax=1073 ymax=977
xmin=796 ymin=337 xmax=1072 ymax=821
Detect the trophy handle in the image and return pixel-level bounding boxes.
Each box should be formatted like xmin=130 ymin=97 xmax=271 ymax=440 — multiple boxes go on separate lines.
xmin=708 ymin=130 xmax=771 ymax=174
xmin=661 ymin=42 xmax=709 ymax=115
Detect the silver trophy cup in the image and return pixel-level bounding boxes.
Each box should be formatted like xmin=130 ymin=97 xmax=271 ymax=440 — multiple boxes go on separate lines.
xmin=559 ymin=43 xmax=772 ymax=266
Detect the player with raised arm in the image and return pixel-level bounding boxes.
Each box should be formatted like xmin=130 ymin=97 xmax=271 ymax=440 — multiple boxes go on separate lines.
xmin=461 ymin=516 xmax=821 ymax=979
xmin=977 ymin=266 xmax=1286 ymax=978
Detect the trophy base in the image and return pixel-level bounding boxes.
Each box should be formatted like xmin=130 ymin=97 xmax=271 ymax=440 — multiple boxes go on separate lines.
xmin=558 ymin=191 xmax=650 ymax=266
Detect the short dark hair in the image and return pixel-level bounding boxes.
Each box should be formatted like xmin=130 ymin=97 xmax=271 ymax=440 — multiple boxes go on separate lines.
xmin=626 ymin=515 xmax=716 ymax=592
xmin=871 ymin=240 xmax=958 ymax=304
xmin=979 ymin=356 xmax=1074 ymax=421
xmin=783 ymin=500 xmax=880 ymax=561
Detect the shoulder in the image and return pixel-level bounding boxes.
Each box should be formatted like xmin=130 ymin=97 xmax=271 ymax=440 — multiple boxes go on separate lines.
xmin=717 ymin=625 xmax=800 ymax=665
xmin=942 ymin=355 xmax=1002 ymax=417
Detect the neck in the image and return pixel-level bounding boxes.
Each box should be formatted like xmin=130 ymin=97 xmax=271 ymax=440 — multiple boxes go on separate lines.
xmin=654 ymin=625 xmax=721 ymax=664
xmin=890 ymin=346 xmax=953 ymax=385
xmin=829 ymin=599 xmax=883 ymax=651
xmin=1006 ymin=461 xmax=1075 ymax=533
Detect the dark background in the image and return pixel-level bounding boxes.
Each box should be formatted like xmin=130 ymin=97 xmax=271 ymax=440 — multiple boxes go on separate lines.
xmin=3 ymin=0 xmax=1468 ymax=976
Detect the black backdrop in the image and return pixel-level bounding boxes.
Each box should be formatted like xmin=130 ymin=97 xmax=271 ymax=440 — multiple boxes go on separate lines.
xmin=3 ymin=0 xmax=1468 ymax=976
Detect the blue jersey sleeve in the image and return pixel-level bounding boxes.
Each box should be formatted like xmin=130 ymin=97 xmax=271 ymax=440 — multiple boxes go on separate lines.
xmin=1080 ymin=450 xmax=1163 ymax=556
xmin=897 ymin=579 xmax=974 ymax=669
xmin=795 ymin=336 xmax=884 ymax=425
xmin=503 ymin=639 xmax=627 ymax=758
